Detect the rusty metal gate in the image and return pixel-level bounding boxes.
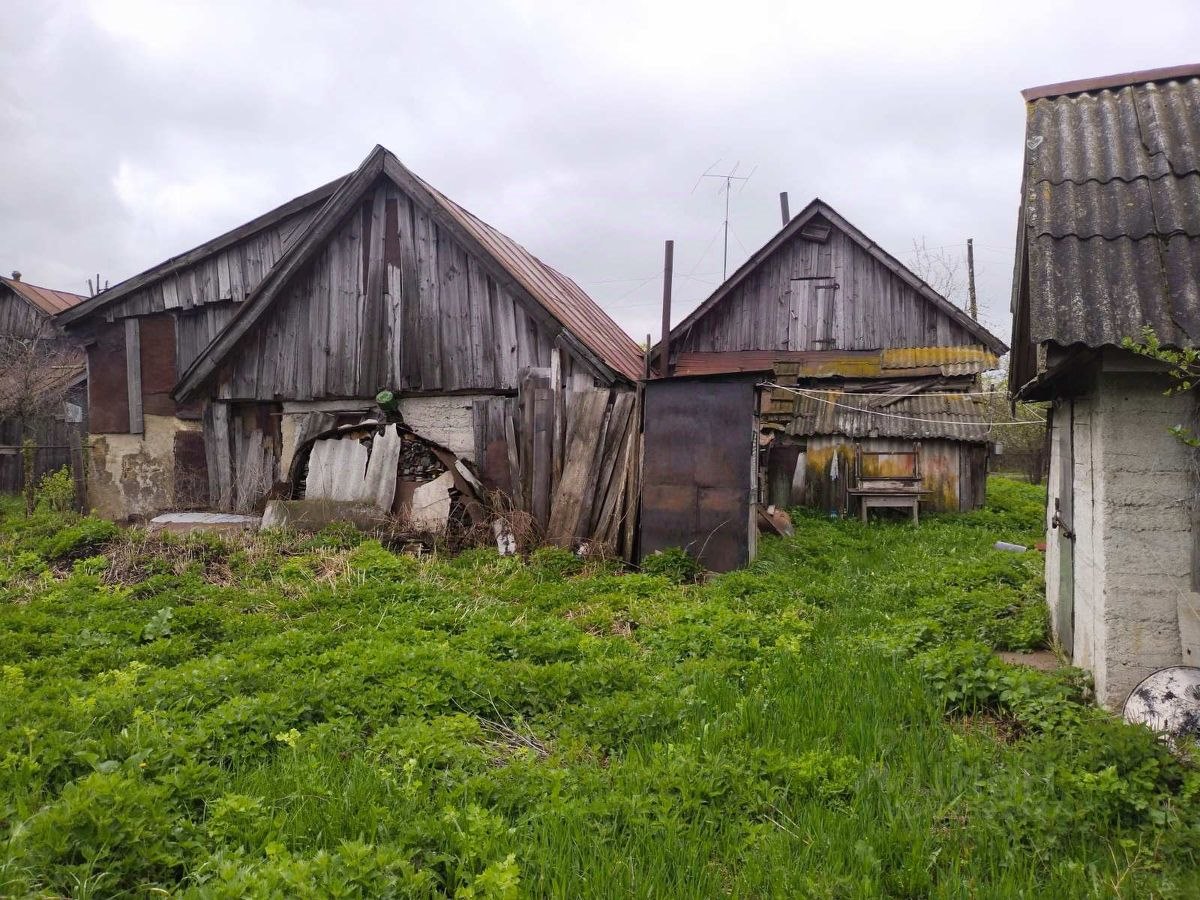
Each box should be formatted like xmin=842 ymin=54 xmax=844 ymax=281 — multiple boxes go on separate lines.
xmin=638 ymin=373 xmax=761 ymax=572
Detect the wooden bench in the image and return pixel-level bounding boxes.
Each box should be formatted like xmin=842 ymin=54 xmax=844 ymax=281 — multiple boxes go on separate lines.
xmin=847 ymin=444 xmax=928 ymax=524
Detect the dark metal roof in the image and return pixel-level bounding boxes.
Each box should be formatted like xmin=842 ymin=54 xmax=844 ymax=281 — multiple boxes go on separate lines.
xmin=1016 ymin=73 xmax=1200 ymax=355
xmin=785 ymin=389 xmax=991 ymax=443
xmin=416 ymin=176 xmax=645 ymax=382
xmin=1 ymin=277 xmax=86 ymax=316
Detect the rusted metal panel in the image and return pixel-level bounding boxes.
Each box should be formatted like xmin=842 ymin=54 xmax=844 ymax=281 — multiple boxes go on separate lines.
xmin=0 ymin=277 xmax=86 ymax=316
xmin=173 ymin=430 xmax=209 ymax=507
xmin=87 ymin=323 xmax=130 ymax=434
xmin=414 ymin=174 xmax=645 ymax=382
xmin=139 ymin=314 xmax=178 ymax=416
xmin=639 ymin=374 xmax=759 ymax=572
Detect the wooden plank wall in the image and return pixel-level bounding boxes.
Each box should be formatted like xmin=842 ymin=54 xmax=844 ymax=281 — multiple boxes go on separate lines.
xmin=799 ymin=436 xmax=974 ymax=514
xmin=0 ymin=291 xmax=53 ymax=339
xmin=674 ymin=219 xmax=980 ymax=355
xmin=215 ymin=180 xmax=602 ymax=401
xmin=200 ymin=378 xmax=641 ymax=555
xmin=91 ymin=207 xmax=321 ymax=324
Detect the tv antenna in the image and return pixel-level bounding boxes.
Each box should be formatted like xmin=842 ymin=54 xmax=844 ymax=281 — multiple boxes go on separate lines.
xmin=693 ymin=160 xmax=756 ymax=279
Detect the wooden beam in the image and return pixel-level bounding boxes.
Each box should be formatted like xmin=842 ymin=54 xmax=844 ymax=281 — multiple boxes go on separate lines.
xmin=659 ymin=240 xmax=673 ymax=377
xmin=173 ymin=147 xmax=389 ymax=401
xmin=125 ymin=318 xmax=143 ymax=434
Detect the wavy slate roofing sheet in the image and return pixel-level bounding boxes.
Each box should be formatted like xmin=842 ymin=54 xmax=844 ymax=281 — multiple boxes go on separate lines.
xmin=674 ymin=346 xmax=998 ymax=378
xmin=1020 ymin=72 xmax=1200 ymax=348
xmin=1 ymin=277 xmax=86 ymax=316
xmin=786 ymin=390 xmax=991 ymax=443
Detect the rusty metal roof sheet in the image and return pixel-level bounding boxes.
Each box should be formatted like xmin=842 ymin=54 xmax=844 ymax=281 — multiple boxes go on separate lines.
xmin=418 ymin=178 xmax=645 ymax=382
xmin=785 ymin=390 xmax=990 ymax=443
xmin=1016 ymin=74 xmax=1200 ymax=353
xmin=674 ymin=346 xmax=997 ymax=379
xmin=1 ymin=277 xmax=86 ymax=316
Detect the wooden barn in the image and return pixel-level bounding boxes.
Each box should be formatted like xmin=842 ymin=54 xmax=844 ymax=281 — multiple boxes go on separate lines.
xmin=659 ymin=199 xmax=1007 ymax=514
xmin=0 ymin=274 xmax=87 ymax=497
xmin=1010 ymin=65 xmax=1200 ymax=708
xmin=59 ymin=146 xmax=645 ymax=550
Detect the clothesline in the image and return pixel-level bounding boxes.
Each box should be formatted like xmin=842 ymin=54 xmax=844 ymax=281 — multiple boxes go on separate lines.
xmin=763 ymin=383 xmax=1047 ymax=427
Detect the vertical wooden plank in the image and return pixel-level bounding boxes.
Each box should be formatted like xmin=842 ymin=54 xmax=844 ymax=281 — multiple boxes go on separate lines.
xmin=399 ymin=194 xmax=423 ymax=391
xmin=125 ymin=318 xmax=143 ymax=434
xmin=468 ymin=256 xmax=496 ymax=388
xmin=415 ymin=208 xmax=442 ymax=389
xmin=383 ymin=192 xmax=404 ymax=389
xmin=550 ymin=345 xmax=564 ymax=492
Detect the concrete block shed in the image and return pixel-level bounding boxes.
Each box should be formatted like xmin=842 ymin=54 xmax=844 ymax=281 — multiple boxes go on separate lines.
xmin=1010 ymin=64 xmax=1200 ymax=708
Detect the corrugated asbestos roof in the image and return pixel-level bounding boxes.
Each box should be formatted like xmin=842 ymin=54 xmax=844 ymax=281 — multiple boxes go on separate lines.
xmin=417 ymin=179 xmax=645 ymax=382
xmin=1018 ymin=72 xmax=1200 ymax=349
xmin=784 ymin=390 xmax=991 ymax=443
xmin=674 ymin=346 xmax=998 ymax=379
xmin=1 ymin=277 xmax=86 ymax=316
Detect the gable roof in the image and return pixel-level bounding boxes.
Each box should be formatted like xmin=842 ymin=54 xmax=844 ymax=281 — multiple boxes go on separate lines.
xmin=174 ymin=146 xmax=644 ymax=399
xmin=57 ymin=176 xmax=345 ymax=327
xmin=1 ymin=277 xmax=86 ymax=317
xmin=665 ymin=198 xmax=1007 ymax=356
xmin=1011 ymin=65 xmax=1200 ymax=389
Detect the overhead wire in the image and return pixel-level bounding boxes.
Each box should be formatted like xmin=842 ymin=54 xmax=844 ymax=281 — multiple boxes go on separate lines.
xmin=763 ymin=383 xmax=1047 ymax=427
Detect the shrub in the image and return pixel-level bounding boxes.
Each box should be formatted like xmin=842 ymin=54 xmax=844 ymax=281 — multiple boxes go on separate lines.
xmin=528 ymin=546 xmax=583 ymax=580
xmin=640 ymin=548 xmax=703 ymax=584
xmin=36 ymin=516 xmax=118 ymax=560
xmin=36 ymin=466 xmax=76 ymax=514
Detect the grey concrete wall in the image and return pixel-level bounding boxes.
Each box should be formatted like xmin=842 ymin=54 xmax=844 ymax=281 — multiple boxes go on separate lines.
xmin=1092 ymin=371 xmax=1196 ymax=707
xmin=1049 ymin=371 xmax=1200 ymax=709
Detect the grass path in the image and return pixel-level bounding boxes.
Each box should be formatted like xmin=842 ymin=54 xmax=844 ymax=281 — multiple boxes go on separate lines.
xmin=1 ymin=480 xmax=1197 ymax=897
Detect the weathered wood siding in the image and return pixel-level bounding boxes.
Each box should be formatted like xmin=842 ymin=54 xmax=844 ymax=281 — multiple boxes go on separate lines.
xmin=215 ymin=179 xmax=598 ymax=401
xmin=798 ymin=436 xmax=980 ymax=514
xmin=88 ymin=207 xmax=321 ymax=324
xmin=0 ymin=290 xmax=53 ymax=340
xmin=675 ymin=220 xmax=979 ymax=355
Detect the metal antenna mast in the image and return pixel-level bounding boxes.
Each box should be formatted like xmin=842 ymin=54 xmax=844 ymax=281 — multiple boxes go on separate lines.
xmin=693 ymin=161 xmax=755 ymax=280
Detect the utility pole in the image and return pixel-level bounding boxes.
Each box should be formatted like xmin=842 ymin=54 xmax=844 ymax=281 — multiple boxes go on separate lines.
xmin=659 ymin=240 xmax=674 ymax=377
xmin=966 ymin=238 xmax=978 ymax=321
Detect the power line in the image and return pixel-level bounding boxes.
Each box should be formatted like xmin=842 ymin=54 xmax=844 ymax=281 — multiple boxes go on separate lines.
xmin=765 ymin=383 xmax=1047 ymax=426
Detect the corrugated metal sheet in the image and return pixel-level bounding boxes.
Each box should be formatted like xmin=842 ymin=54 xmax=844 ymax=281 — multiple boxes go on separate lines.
xmin=878 ymin=346 xmax=999 ymax=372
xmin=674 ymin=346 xmax=997 ymax=378
xmin=1 ymin=277 xmax=86 ymax=316
xmin=417 ymin=177 xmax=646 ymax=382
xmin=786 ymin=390 xmax=990 ymax=443
xmin=1019 ymin=74 xmax=1200 ymax=349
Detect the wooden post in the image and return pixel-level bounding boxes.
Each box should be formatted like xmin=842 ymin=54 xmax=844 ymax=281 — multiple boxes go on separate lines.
xmin=779 ymin=191 xmax=790 ymax=227
xmin=22 ymin=437 xmax=35 ymax=516
xmin=658 ymin=240 xmax=673 ymax=378
xmin=967 ymin=238 xmax=978 ymax=321
xmin=125 ymin=318 xmax=143 ymax=434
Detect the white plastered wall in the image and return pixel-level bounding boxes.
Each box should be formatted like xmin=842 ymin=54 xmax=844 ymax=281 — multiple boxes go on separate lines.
xmin=1054 ymin=370 xmax=1200 ymax=709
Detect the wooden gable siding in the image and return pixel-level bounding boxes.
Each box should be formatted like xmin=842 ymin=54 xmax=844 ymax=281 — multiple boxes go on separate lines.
xmin=93 ymin=207 xmax=321 ymax=324
xmin=0 ymin=289 xmax=53 ymax=340
xmin=215 ymin=180 xmax=592 ymax=401
xmin=674 ymin=223 xmax=979 ymax=355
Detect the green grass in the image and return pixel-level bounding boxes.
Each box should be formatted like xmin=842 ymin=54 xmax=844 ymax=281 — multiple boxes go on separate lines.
xmin=1 ymin=479 xmax=1198 ymax=897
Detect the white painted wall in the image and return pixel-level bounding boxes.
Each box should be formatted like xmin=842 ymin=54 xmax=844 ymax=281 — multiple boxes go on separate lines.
xmin=1048 ymin=368 xmax=1200 ymax=709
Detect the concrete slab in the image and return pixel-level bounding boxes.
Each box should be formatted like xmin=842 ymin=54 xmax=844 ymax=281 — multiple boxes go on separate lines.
xmin=148 ymin=512 xmax=261 ymax=535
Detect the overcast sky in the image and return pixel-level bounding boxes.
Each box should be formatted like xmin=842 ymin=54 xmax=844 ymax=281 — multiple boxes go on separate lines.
xmin=4 ymin=1 xmax=1199 ymax=351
